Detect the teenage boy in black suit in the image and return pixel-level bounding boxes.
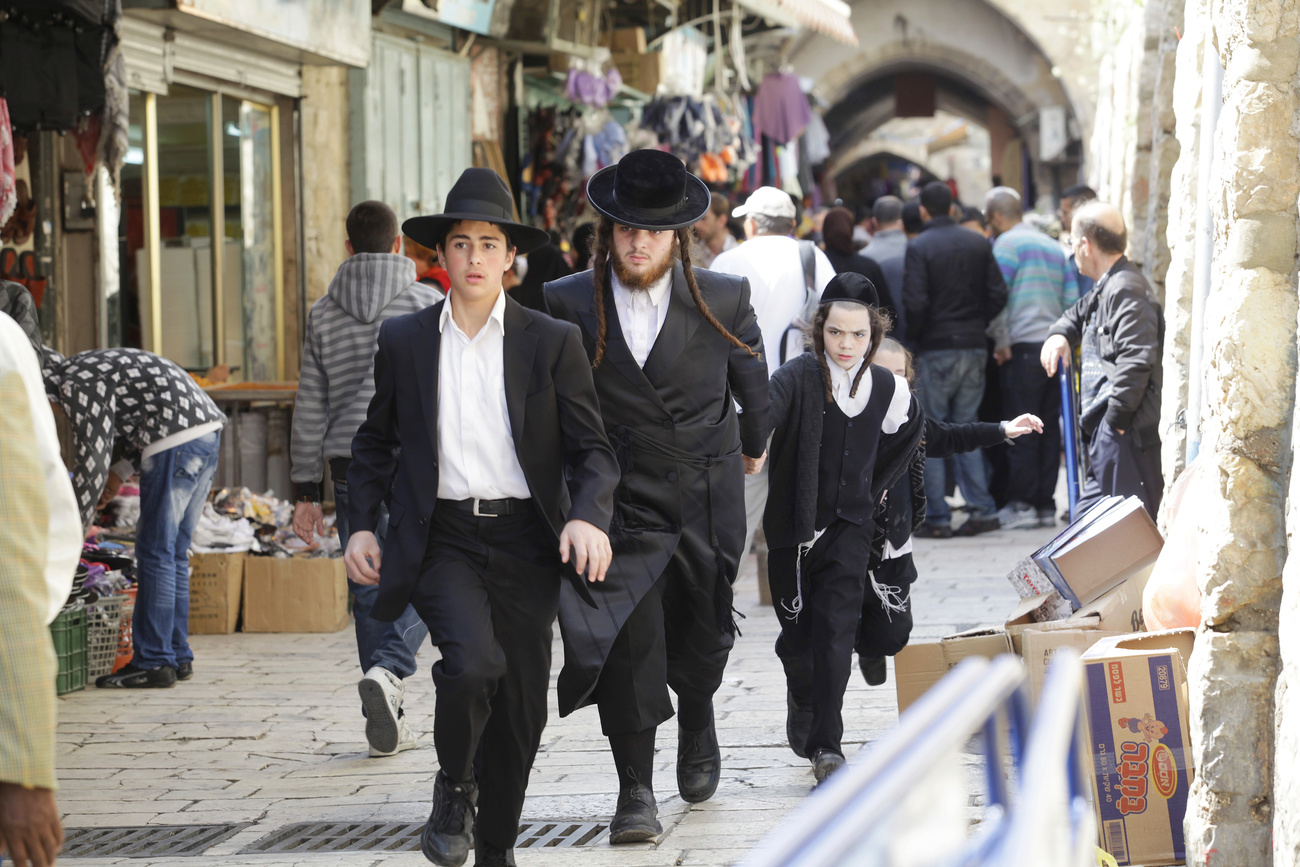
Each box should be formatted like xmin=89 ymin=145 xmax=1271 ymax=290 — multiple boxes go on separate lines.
xmin=344 ymin=168 xmax=620 ymax=867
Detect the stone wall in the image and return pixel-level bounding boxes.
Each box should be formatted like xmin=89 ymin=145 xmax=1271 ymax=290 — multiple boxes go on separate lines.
xmin=1183 ymin=0 xmax=1298 ymax=859
xmin=300 ymin=66 xmax=352 ymax=308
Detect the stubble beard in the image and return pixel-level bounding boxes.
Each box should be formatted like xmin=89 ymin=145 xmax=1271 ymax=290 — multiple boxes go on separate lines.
xmin=612 ymin=242 xmax=676 ymax=290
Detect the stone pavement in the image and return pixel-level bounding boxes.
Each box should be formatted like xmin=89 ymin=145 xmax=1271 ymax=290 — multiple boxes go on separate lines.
xmin=53 ymin=518 xmax=1058 ymax=867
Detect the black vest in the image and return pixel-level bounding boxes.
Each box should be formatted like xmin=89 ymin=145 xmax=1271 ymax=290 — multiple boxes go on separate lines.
xmin=816 ymin=366 xmax=895 ymax=531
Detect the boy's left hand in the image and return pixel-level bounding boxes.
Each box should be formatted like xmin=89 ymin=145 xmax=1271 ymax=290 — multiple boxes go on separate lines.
xmin=560 ymin=519 xmax=612 ymax=583
xmin=1005 ymin=414 xmax=1044 ymax=438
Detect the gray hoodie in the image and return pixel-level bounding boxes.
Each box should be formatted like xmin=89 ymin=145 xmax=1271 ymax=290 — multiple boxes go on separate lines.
xmin=290 ymin=253 xmax=443 ymax=497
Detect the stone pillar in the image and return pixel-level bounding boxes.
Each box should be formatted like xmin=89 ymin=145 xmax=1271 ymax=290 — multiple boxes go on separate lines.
xmin=1159 ymin=0 xmax=1210 ymax=483
xmin=300 ymin=66 xmax=352 ymax=307
xmin=1185 ymin=0 xmax=1298 ymax=860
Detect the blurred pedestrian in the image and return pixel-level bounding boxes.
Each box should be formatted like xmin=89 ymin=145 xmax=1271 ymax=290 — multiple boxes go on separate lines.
xmin=984 ymin=187 xmax=1078 ymax=530
xmin=863 ymin=196 xmax=908 ymax=336
xmin=404 ymin=234 xmax=451 ymax=293
xmin=820 ymin=207 xmax=895 ymax=329
xmin=959 ymin=206 xmax=988 ymax=237
xmin=901 ymin=201 xmax=924 ymax=239
xmin=1042 ymin=202 xmax=1163 ymax=519
xmin=0 ymin=312 xmax=79 ymax=867
xmin=510 ymin=242 xmax=571 ymax=311
xmin=1058 ymin=184 xmax=1097 ymax=296
xmin=902 ymin=181 xmax=1007 ymax=537
xmin=291 ymin=201 xmax=441 ymax=757
xmin=571 ymin=222 xmax=596 ymax=272
xmin=691 ymin=192 xmax=737 ymax=269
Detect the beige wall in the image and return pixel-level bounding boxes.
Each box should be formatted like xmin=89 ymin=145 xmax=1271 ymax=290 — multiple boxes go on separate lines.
xmin=300 ymin=65 xmax=352 ymax=310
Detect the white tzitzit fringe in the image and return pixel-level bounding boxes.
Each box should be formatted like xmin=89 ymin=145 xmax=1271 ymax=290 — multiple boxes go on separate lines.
xmin=780 ymin=529 xmax=826 ymax=623
xmin=869 ymin=569 xmax=909 ymax=620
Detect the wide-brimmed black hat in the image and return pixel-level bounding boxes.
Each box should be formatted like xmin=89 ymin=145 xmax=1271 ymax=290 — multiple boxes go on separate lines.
xmin=403 ymin=168 xmax=551 ymax=254
xmin=586 ymin=149 xmax=711 ymax=231
xmin=821 ymin=272 xmax=880 ymax=308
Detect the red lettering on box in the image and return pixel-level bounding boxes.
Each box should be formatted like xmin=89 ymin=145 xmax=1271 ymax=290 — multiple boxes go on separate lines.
xmin=1117 ymin=742 xmax=1149 ymax=816
xmin=1109 ymin=661 xmax=1126 ymax=704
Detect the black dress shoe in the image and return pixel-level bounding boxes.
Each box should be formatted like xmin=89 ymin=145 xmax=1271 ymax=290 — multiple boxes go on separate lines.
xmin=421 ymin=771 xmax=477 ymax=866
xmin=177 ymin=662 xmax=193 ymax=681
xmin=812 ymin=749 xmax=846 ymax=784
xmin=474 ymin=838 xmax=516 ymax=866
xmin=677 ymin=717 xmax=720 ymax=803
xmin=786 ymin=690 xmax=813 ymax=759
xmin=609 ymin=783 xmax=661 ymax=844
xmin=858 ymin=655 xmax=887 ymax=686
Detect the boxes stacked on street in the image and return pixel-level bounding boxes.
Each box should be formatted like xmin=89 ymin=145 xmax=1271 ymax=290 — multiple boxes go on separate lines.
xmin=894 ymin=628 xmax=1013 ymax=712
xmin=242 ymin=557 xmax=349 ymax=633
xmin=1027 ymin=496 xmax=1163 ymax=609
xmin=189 ymin=552 xmax=246 ymax=635
xmin=1081 ymin=629 xmax=1195 ymax=866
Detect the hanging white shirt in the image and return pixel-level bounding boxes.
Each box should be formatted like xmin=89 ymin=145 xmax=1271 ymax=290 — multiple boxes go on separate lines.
xmin=612 ymin=269 xmax=673 ymax=368
xmin=825 ymin=353 xmax=911 ymax=430
xmin=436 ymin=290 xmax=531 ymax=501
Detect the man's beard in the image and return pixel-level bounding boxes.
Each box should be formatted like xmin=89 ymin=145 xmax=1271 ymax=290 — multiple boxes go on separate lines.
xmin=612 ymin=242 xmax=676 ymax=290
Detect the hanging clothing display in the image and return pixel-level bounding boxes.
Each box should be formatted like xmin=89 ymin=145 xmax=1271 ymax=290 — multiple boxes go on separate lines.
xmin=0 ymin=99 xmax=15 ymax=227
xmin=751 ymin=72 xmax=811 ymax=145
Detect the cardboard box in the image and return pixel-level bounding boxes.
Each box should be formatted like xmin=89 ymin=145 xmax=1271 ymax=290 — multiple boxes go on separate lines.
xmin=1006 ymin=591 xmax=1074 ymax=654
xmin=188 ymin=552 xmax=245 ymax=635
xmin=242 ymin=557 xmax=350 ymax=633
xmin=1021 ymin=621 xmax=1122 ymax=701
xmin=1081 ymin=629 xmax=1195 ymax=866
xmin=1007 ymin=556 xmax=1060 ymax=599
xmin=1035 ymin=496 xmax=1163 ymax=609
xmin=612 ymin=50 xmax=664 ymax=94
xmin=600 ymin=26 xmax=647 ymax=53
xmin=895 ymin=628 xmax=1014 ymax=713
xmin=1005 ymin=565 xmax=1152 ymax=654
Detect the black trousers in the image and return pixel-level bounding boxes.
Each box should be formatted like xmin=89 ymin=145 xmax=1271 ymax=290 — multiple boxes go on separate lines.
xmin=592 ymin=527 xmax=735 ymax=736
xmin=1079 ymin=420 xmax=1163 ymax=520
xmin=769 ymin=519 xmax=875 ymax=756
xmin=407 ymin=507 xmax=561 ymax=850
xmin=1000 ymin=343 xmax=1061 ymax=511
xmin=855 ymin=553 xmax=917 ymax=658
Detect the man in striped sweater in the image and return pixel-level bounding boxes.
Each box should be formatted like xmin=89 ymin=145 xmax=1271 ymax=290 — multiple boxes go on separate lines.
xmin=291 ymin=201 xmax=443 ymax=757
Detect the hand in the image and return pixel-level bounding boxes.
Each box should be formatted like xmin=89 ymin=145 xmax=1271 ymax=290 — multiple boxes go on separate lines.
xmin=744 ymin=451 xmax=767 ymax=475
xmin=344 ymin=530 xmax=382 ymax=585
xmin=1004 ymin=414 xmax=1044 ymax=438
xmin=0 ymin=783 xmax=62 ymax=867
xmin=98 ymin=470 xmax=124 ymax=508
xmin=993 ymin=346 xmax=1012 ymax=366
xmin=559 ymin=519 xmax=612 ymax=583
xmin=292 ymin=501 xmax=326 ymax=544
xmin=1041 ymin=335 xmax=1072 ymax=376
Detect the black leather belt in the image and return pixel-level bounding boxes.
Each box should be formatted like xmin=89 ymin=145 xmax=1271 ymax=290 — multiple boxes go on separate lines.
xmin=438 ymin=497 xmax=531 ymax=518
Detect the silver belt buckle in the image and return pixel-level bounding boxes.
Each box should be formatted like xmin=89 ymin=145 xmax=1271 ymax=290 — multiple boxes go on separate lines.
xmin=472 ymin=498 xmax=497 ymax=518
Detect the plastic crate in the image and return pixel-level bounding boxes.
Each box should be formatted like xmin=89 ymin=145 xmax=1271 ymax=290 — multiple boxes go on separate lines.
xmin=112 ymin=586 xmax=138 ymax=673
xmin=50 ymin=604 xmax=88 ymax=695
xmin=86 ymin=594 xmax=127 ymax=679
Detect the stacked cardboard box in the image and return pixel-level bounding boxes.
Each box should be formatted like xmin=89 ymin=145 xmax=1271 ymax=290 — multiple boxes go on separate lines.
xmin=612 ymin=51 xmax=664 ymax=94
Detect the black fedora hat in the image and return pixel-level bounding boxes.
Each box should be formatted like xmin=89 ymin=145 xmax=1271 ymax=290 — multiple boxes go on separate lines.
xmin=821 ymin=272 xmax=880 ymax=309
xmin=403 ymin=167 xmax=551 ymax=255
xmin=586 ymin=149 xmax=711 ymax=231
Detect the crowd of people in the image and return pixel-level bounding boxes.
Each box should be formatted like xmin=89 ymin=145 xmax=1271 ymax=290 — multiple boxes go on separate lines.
xmin=0 ymin=149 xmax=1165 ymax=867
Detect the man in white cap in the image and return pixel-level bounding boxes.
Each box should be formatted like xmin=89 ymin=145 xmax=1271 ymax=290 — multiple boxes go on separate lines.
xmin=710 ymin=186 xmax=834 ymax=557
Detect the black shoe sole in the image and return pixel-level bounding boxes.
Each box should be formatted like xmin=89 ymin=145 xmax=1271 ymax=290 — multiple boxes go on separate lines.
xmin=358 ymin=677 xmax=401 ymax=755
xmin=177 ymin=666 xmax=193 ymax=681
xmin=609 ymin=822 xmax=662 ymax=844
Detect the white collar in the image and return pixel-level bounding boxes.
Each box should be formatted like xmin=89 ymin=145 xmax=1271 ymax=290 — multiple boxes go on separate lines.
xmin=825 ymin=352 xmax=866 ymax=389
xmin=439 ymin=288 xmax=506 ymax=337
xmin=612 ymin=268 xmax=673 ymax=308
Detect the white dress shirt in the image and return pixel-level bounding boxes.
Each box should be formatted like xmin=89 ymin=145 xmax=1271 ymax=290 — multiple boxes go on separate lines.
xmin=825 ymin=354 xmax=911 ymax=430
xmin=436 ymin=290 xmax=531 ymax=501
xmin=612 ymin=269 xmax=673 ymax=368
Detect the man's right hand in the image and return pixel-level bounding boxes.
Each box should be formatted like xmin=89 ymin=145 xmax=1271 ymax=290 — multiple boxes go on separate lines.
xmin=0 ymin=783 xmax=62 ymax=867
xmin=1041 ymin=335 xmax=1072 ymax=376
xmin=344 ymin=531 xmax=382 ymax=585
xmin=292 ymin=501 xmax=326 ymax=544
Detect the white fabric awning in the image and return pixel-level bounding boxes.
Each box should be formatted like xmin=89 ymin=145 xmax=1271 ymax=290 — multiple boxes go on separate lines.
xmin=736 ymin=0 xmax=856 ymax=45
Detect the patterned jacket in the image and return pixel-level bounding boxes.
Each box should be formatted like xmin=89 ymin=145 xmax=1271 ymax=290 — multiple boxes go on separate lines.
xmin=44 ymin=348 xmax=227 ymax=529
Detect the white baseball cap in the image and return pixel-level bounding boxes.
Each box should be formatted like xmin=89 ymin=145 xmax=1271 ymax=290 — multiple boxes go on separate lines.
xmin=732 ymin=186 xmax=796 ymax=220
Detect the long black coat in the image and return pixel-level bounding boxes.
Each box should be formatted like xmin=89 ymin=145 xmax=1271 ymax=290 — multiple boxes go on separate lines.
xmin=544 ymin=262 xmax=770 ymax=715
xmin=347 ymin=295 xmax=620 ymax=622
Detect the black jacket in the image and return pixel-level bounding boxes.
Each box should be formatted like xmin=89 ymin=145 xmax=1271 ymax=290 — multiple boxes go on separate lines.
xmin=902 ymin=216 xmax=1007 ymax=351
xmin=765 ymin=353 xmax=923 ymax=549
xmin=544 ymin=262 xmax=770 ymax=713
xmin=347 ymin=295 xmax=620 ymax=621
xmin=1048 ymin=256 xmax=1163 ymax=436
xmin=823 ymin=248 xmax=899 ymax=332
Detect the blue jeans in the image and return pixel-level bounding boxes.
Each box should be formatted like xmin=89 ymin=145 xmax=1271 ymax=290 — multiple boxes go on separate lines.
xmin=916 ymin=349 xmax=997 ymax=523
xmin=333 ymin=478 xmax=428 ymax=680
xmin=134 ymin=431 xmax=221 ymax=669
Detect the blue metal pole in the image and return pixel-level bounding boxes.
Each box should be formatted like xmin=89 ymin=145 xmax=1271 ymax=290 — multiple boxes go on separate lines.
xmin=1059 ymin=361 xmax=1081 ymax=523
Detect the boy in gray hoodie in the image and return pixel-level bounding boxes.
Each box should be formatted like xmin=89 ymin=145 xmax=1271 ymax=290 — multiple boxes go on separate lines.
xmin=291 ymin=201 xmax=443 ymax=757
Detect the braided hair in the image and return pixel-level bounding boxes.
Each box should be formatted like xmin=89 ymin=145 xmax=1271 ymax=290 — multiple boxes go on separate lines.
xmin=587 ymin=216 xmax=759 ymax=368
xmin=809 ymin=302 xmax=890 ymax=403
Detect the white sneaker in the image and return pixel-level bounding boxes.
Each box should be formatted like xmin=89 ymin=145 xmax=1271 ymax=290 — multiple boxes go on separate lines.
xmin=996 ymin=502 xmax=1038 ymax=530
xmin=358 ymin=666 xmax=415 ymax=757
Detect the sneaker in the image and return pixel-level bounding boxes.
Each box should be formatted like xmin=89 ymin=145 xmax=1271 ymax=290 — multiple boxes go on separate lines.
xmin=370 ymin=715 xmax=418 ymax=758
xmin=359 ymin=666 xmax=406 ymax=756
xmin=913 ymin=522 xmax=953 ymax=539
xmin=421 ymin=771 xmax=477 ymax=866
xmin=953 ymin=515 xmax=1000 ymax=536
xmin=96 ymin=663 xmax=177 ymax=689
xmin=996 ymin=502 xmax=1038 ymax=530
xmin=812 ymin=749 xmax=846 ymax=784
xmin=1037 ymin=508 xmax=1057 ymax=528
xmin=176 ymin=662 xmax=193 ymax=681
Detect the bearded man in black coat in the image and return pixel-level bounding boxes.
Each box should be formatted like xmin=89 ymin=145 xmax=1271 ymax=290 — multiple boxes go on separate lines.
xmin=544 ymin=149 xmax=771 ymax=842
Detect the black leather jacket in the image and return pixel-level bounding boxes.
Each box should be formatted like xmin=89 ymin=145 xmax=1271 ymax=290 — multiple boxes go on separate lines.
xmin=902 ymin=216 xmax=1008 ymax=351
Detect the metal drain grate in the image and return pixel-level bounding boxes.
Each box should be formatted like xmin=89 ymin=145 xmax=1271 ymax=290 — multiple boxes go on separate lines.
xmin=241 ymin=820 xmax=610 ymax=853
xmin=62 ymin=824 xmax=249 ymax=858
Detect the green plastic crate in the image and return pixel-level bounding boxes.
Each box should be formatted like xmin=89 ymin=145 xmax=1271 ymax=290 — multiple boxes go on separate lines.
xmin=50 ymin=604 xmax=88 ymax=695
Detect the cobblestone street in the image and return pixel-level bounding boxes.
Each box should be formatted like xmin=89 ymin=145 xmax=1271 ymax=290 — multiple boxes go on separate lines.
xmin=53 ymin=521 xmax=1057 ymax=866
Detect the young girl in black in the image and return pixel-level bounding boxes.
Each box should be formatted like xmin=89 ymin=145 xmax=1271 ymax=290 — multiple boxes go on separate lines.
xmin=764 ymin=273 xmax=924 ymax=783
